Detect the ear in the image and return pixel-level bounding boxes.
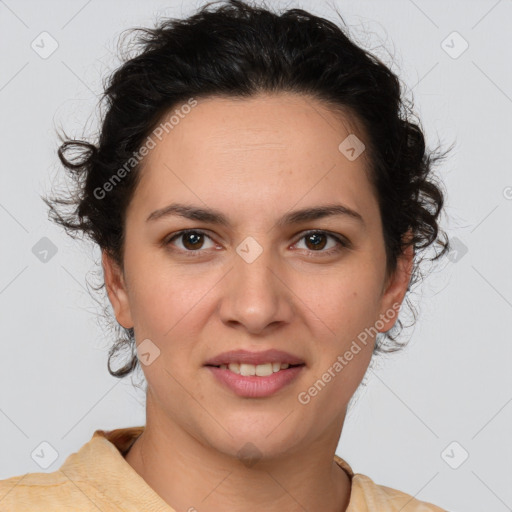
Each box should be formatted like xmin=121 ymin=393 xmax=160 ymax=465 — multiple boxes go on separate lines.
xmin=102 ymin=250 xmax=134 ymax=329
xmin=376 ymin=233 xmax=414 ymax=332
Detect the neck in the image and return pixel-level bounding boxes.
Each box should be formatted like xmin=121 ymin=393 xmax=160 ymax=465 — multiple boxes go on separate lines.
xmin=124 ymin=411 xmax=352 ymax=512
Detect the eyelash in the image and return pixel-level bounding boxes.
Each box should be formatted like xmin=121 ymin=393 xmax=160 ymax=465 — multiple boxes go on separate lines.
xmin=163 ymin=229 xmax=351 ymax=258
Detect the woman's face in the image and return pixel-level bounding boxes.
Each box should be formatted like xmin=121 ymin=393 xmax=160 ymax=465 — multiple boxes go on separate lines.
xmin=104 ymin=93 xmax=412 ymax=459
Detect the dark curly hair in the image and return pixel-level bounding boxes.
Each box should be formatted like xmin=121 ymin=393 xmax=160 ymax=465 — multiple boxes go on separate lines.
xmin=44 ymin=0 xmax=452 ymax=380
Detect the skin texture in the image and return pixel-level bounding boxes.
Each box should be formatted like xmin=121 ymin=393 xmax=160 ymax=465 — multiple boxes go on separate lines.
xmin=103 ymin=92 xmax=414 ymax=512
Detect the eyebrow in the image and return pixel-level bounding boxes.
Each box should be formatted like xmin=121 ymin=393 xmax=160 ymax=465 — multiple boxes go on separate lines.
xmin=146 ymin=202 xmax=365 ymax=228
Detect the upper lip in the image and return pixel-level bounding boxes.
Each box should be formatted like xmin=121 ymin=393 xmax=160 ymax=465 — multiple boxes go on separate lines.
xmin=204 ymin=349 xmax=305 ymax=366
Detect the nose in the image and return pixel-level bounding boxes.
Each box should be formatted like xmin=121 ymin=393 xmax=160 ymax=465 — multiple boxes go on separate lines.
xmin=217 ymin=241 xmax=294 ymax=335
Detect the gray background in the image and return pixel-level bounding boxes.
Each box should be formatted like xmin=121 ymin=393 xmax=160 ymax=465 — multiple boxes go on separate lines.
xmin=1 ymin=1 xmax=511 ymax=511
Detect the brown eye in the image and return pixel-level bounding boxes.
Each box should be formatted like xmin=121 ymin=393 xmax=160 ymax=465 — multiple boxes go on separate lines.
xmin=164 ymin=229 xmax=349 ymax=258
xmin=304 ymin=232 xmax=328 ymax=251
xmin=181 ymin=232 xmax=205 ymax=250
xmin=165 ymin=230 xmax=216 ymax=253
xmin=294 ymin=230 xmax=349 ymax=256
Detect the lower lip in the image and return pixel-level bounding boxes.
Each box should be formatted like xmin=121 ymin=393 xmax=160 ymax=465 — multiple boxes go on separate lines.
xmin=205 ymin=365 xmax=305 ymax=398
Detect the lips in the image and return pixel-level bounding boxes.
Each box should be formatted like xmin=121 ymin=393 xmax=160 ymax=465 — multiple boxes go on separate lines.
xmin=204 ymin=348 xmax=305 ymax=367
xmin=207 ymin=364 xmax=304 ymax=398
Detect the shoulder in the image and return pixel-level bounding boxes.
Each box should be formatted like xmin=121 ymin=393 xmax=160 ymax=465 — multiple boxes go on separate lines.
xmin=351 ymin=473 xmax=448 ymax=511
xmin=334 ymin=455 xmax=448 ymax=511
xmin=0 ymin=470 xmax=112 ymax=511
xmin=0 ymin=426 xmax=147 ymax=511
xmin=0 ymin=427 xmax=134 ymax=511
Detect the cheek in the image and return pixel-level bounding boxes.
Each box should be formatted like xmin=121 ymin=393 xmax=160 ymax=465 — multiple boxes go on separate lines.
xmin=126 ymin=259 xmax=218 ymax=342
xmin=295 ymin=268 xmax=380 ymax=391
xmin=295 ymin=264 xmax=382 ymax=335
xmin=300 ymin=296 xmax=376 ymax=415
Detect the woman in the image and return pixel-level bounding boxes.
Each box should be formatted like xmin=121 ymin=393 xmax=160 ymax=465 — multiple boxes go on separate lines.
xmin=0 ymin=0 xmax=451 ymax=510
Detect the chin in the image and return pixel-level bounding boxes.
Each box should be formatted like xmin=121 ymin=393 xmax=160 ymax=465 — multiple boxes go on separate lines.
xmin=204 ymin=425 xmax=304 ymax=464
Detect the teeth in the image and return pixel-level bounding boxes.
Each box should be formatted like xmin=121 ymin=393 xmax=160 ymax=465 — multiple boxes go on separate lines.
xmin=218 ymin=362 xmax=292 ymax=376
xmin=240 ymin=363 xmax=257 ymax=376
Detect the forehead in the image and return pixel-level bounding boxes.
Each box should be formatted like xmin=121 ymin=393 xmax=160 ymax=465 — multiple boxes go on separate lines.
xmin=152 ymin=93 xmax=365 ymax=160
xmin=130 ymin=93 xmax=377 ymax=226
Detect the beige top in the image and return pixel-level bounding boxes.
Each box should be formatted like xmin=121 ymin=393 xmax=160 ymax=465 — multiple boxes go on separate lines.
xmin=0 ymin=426 xmax=448 ymax=511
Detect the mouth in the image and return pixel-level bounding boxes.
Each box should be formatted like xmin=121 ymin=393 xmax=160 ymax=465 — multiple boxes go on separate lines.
xmin=203 ymin=348 xmax=306 ymax=369
xmin=205 ymin=362 xmax=306 ymax=398
xmin=203 ymin=349 xmax=306 ymax=397
xmin=205 ymin=362 xmax=305 ymax=376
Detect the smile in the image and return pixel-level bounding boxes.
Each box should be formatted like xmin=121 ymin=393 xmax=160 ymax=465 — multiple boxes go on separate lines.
xmin=205 ymin=364 xmax=305 ymax=398
xmin=208 ymin=362 xmax=304 ymax=376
